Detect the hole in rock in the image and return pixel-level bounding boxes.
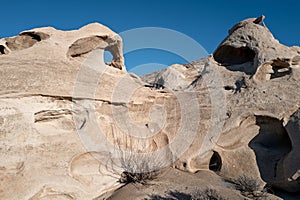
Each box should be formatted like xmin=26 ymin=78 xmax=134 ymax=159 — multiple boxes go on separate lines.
xmin=5 ymin=31 xmax=50 ymax=51
xmin=270 ymin=59 xmax=292 ymax=79
xmin=270 ymin=66 xmax=291 ymax=79
xmin=213 ymin=45 xmax=256 ymax=66
xmin=0 ymin=45 xmax=7 ymax=55
xmin=68 ymin=36 xmax=107 ymax=58
xmin=249 ymin=116 xmax=292 ymax=182
xmin=224 ymin=85 xmax=234 ymax=91
xmin=209 ymin=151 xmax=222 ymax=172
xmin=20 ymin=31 xmax=50 ymax=41
xmin=22 ymin=32 xmax=41 ymax=41
xmin=104 ymin=50 xmax=113 ymax=65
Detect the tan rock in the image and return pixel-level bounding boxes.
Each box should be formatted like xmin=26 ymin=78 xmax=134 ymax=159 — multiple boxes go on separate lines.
xmin=1 ymin=17 xmax=300 ymax=200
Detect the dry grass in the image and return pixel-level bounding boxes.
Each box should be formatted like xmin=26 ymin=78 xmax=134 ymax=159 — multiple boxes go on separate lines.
xmin=233 ymin=175 xmax=267 ymax=199
xmin=111 ymin=127 xmax=161 ymax=185
xmin=118 ymin=154 xmax=160 ymax=184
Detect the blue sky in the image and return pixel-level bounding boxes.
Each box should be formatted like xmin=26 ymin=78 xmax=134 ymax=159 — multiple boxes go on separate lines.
xmin=1 ymin=0 xmax=300 ymax=74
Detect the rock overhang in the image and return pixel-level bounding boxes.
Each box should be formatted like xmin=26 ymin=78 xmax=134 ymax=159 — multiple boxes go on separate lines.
xmin=0 ymin=23 xmax=126 ymax=70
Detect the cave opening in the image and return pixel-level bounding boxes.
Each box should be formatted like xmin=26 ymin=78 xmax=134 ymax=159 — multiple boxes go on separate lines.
xmin=213 ymin=45 xmax=256 ymax=66
xmin=209 ymin=151 xmax=222 ymax=172
xmin=0 ymin=45 xmax=7 ymax=55
xmin=249 ymin=116 xmax=292 ymax=183
xmin=23 ymin=32 xmax=42 ymax=41
xmin=270 ymin=59 xmax=292 ymax=79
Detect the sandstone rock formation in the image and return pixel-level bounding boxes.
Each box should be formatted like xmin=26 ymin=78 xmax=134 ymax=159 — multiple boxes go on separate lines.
xmin=0 ymin=17 xmax=300 ymax=200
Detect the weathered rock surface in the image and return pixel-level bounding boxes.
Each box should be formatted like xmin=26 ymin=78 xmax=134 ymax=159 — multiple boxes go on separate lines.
xmin=1 ymin=17 xmax=300 ymax=200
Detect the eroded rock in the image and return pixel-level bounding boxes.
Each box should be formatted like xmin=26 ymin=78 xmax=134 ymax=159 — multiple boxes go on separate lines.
xmin=5 ymin=31 xmax=50 ymax=51
xmin=66 ymin=23 xmax=125 ymax=70
xmin=214 ymin=16 xmax=297 ymax=76
xmin=1 ymin=17 xmax=300 ymax=200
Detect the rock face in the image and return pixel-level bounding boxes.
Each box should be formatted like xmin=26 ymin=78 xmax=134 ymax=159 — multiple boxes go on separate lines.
xmin=0 ymin=23 xmax=125 ymax=71
xmin=212 ymin=18 xmax=300 ymax=193
xmin=214 ymin=16 xmax=298 ymax=77
xmin=0 ymin=18 xmax=300 ymax=200
xmin=0 ymin=23 xmax=128 ymax=200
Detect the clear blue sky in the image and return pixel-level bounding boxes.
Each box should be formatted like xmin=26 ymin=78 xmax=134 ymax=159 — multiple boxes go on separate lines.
xmin=1 ymin=0 xmax=299 ymax=74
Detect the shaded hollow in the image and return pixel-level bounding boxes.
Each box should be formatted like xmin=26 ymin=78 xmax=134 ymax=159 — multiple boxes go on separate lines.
xmin=270 ymin=59 xmax=292 ymax=79
xmin=67 ymin=35 xmax=124 ymax=70
xmin=249 ymin=116 xmax=292 ymax=183
xmin=67 ymin=36 xmax=108 ymax=57
xmin=5 ymin=31 xmax=50 ymax=51
xmin=209 ymin=151 xmax=222 ymax=172
xmin=213 ymin=45 xmax=256 ymax=65
xmin=20 ymin=31 xmax=50 ymax=41
xmin=0 ymin=45 xmax=8 ymax=55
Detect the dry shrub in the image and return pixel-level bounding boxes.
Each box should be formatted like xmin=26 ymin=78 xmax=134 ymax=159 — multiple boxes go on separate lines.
xmin=233 ymin=175 xmax=267 ymax=199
